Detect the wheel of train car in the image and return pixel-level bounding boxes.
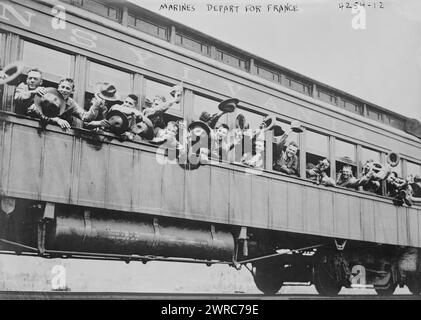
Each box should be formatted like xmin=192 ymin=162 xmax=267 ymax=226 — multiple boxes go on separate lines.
xmin=313 ymin=259 xmax=342 ymax=296
xmin=253 ymin=262 xmax=284 ymax=295
xmin=406 ymin=275 xmax=421 ymax=295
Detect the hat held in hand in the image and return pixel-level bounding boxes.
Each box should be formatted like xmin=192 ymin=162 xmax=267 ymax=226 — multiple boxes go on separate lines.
xmin=95 ymin=82 xmax=121 ymax=102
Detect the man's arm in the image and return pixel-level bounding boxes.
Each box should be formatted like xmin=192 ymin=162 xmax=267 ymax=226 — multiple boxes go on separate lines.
xmin=14 ymin=83 xmax=32 ymax=101
xmin=146 ymin=93 xmax=181 ymax=117
xmin=208 ymin=111 xmax=225 ymax=129
xmin=66 ymin=97 xmax=103 ymax=122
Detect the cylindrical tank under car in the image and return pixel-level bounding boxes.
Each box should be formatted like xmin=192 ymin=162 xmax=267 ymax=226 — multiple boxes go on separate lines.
xmin=45 ymin=207 xmax=235 ymax=261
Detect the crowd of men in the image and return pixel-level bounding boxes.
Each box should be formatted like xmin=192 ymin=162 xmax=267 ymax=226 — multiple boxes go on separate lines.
xmin=9 ymin=68 xmax=421 ymax=206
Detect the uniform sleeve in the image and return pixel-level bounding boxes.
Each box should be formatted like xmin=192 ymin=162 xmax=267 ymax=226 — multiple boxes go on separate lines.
xmin=66 ymin=97 xmax=100 ymax=122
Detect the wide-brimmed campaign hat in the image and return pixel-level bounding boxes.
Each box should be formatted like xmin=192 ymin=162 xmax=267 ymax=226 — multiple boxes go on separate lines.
xmin=106 ymin=108 xmax=129 ymax=134
xmin=34 ymin=87 xmax=66 ymax=118
xmin=260 ymin=115 xmax=276 ymax=130
xmin=273 ymin=124 xmax=285 ymax=137
xmin=95 ymin=82 xmax=121 ymax=102
xmin=0 ymin=61 xmax=24 ymax=86
xmin=170 ymin=83 xmax=183 ymax=97
xmin=188 ymin=121 xmax=211 ymax=137
xmin=218 ymin=98 xmax=239 ymax=113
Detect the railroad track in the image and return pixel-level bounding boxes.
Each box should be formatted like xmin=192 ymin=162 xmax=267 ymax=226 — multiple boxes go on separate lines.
xmin=0 ymin=291 xmax=419 ymax=300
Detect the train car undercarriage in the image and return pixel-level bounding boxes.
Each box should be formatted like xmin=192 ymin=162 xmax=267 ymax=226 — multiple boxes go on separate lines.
xmin=1 ymin=196 xmax=421 ymax=296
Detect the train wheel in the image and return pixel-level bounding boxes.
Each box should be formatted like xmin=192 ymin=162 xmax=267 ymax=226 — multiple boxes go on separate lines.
xmin=406 ymin=275 xmax=421 ymax=295
xmin=313 ymin=258 xmax=342 ymax=296
xmin=253 ymin=262 xmax=284 ymax=295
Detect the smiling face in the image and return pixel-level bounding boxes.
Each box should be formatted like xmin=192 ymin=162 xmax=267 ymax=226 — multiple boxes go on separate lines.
xmin=319 ymin=159 xmax=330 ymax=171
xmin=342 ymin=167 xmax=353 ymax=179
xmin=286 ymin=144 xmax=298 ymax=158
xmin=57 ymin=80 xmax=74 ymax=100
xmin=122 ymin=97 xmax=136 ymax=108
xmin=165 ymin=122 xmax=178 ymax=136
xmin=216 ymin=126 xmax=228 ymax=140
xmin=153 ymin=95 xmax=165 ymax=107
xmin=255 ymin=140 xmax=265 ymax=154
xmin=26 ymin=71 xmax=42 ymax=90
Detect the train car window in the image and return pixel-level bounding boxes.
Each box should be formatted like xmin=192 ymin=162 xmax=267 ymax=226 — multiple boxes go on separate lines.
xmin=65 ymin=0 xmax=121 ymax=22
xmin=407 ymin=162 xmax=421 ymax=197
xmin=361 ymin=147 xmax=381 ymax=164
xmin=232 ymin=108 xmax=265 ymax=165
xmin=283 ymin=75 xmax=312 ymax=96
xmin=335 ymin=139 xmax=357 ymax=178
xmin=175 ymin=33 xmax=210 ymax=56
xmin=128 ymin=15 xmax=168 ymax=40
xmin=22 ymin=41 xmax=72 ymax=85
xmin=360 ymin=147 xmax=383 ymax=195
xmin=145 ymin=79 xmax=181 ymax=113
xmin=272 ymin=121 xmax=301 ymax=175
xmin=407 ymin=162 xmax=421 ymax=179
xmin=144 ymin=79 xmax=182 ymax=127
xmin=88 ymin=62 xmax=132 ymax=95
xmin=193 ymin=94 xmax=226 ymax=125
xmin=216 ymin=50 xmax=249 ymax=71
xmin=317 ymin=88 xmax=338 ymax=106
xmin=305 ymin=130 xmax=330 ymax=178
xmin=85 ymin=61 xmax=132 ymax=110
xmin=256 ymin=65 xmax=280 ymax=84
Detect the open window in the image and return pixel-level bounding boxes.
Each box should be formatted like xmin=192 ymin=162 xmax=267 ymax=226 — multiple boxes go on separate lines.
xmin=271 ymin=120 xmax=301 ymax=176
xmin=233 ymin=107 xmax=265 ymax=166
xmin=305 ymin=130 xmax=330 ymax=179
xmin=193 ymin=94 xmax=226 ymax=125
xmin=407 ymin=162 xmax=421 ymax=197
xmin=360 ymin=147 xmax=382 ymax=195
xmin=144 ymin=78 xmax=183 ymax=126
xmin=14 ymin=41 xmax=74 ymax=114
xmin=85 ymin=61 xmax=133 ymax=110
xmin=22 ymin=41 xmax=73 ymax=86
xmin=335 ymin=139 xmax=357 ymax=181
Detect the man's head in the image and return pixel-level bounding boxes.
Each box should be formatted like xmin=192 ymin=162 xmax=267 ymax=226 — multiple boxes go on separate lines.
xmin=216 ymin=124 xmax=229 ymax=141
xmin=285 ymin=141 xmax=298 ymax=158
xmin=165 ymin=121 xmax=178 ymax=136
xmin=122 ymin=94 xmax=138 ymax=109
xmin=26 ymin=68 xmax=43 ymax=90
xmin=255 ymin=139 xmax=265 ymax=154
xmin=318 ymin=159 xmax=330 ymax=171
xmin=57 ymin=78 xmax=75 ymax=100
xmin=342 ymin=165 xmax=353 ymax=179
xmin=153 ymin=95 xmax=166 ymax=107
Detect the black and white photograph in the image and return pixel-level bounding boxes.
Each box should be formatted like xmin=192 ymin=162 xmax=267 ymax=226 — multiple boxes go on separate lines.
xmin=0 ymin=0 xmax=420 ymax=306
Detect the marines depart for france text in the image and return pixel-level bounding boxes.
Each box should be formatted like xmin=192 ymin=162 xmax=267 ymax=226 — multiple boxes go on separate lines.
xmin=3 ymin=67 xmax=420 ymax=207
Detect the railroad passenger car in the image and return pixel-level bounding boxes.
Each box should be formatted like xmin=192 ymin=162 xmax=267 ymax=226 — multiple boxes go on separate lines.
xmin=0 ymin=0 xmax=420 ymax=295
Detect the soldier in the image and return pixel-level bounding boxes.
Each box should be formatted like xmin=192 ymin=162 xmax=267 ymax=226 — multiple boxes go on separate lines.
xmin=336 ymin=165 xmax=358 ymax=189
xmin=211 ymin=123 xmax=242 ymax=161
xmin=121 ymin=94 xmax=138 ymax=109
xmin=143 ymin=85 xmax=183 ymax=136
xmin=273 ymin=141 xmax=299 ymax=176
xmin=306 ymin=159 xmax=335 ymax=186
xmin=14 ymin=68 xmax=46 ymax=115
xmin=27 ymin=78 xmax=99 ymax=131
xmin=241 ymin=135 xmax=265 ymax=168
